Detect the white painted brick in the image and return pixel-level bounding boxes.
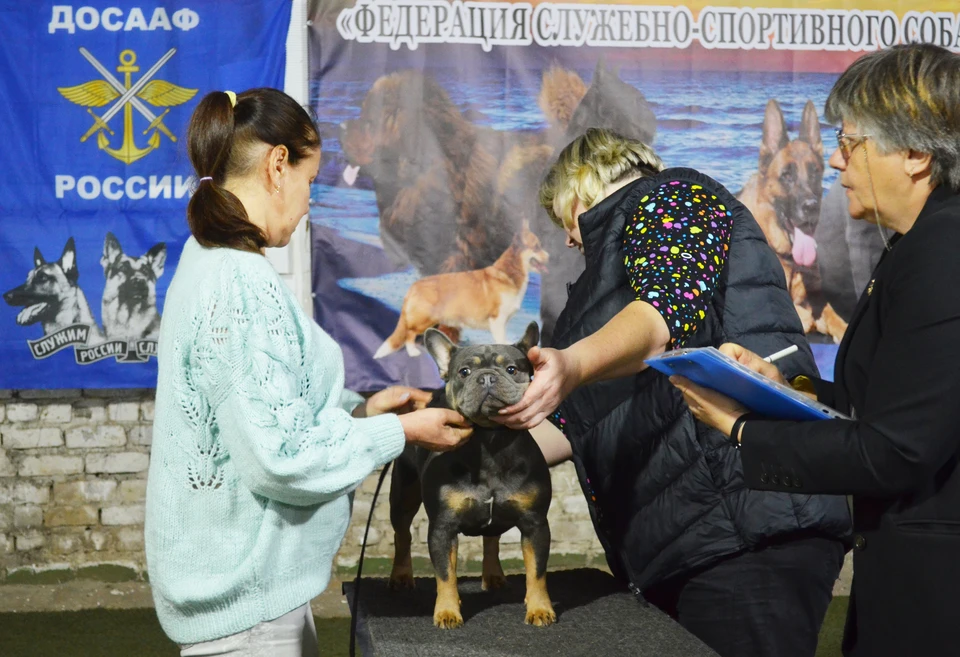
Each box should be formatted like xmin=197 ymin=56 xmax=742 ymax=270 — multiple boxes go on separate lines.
xmin=116 ymin=480 xmax=147 ymax=503
xmin=0 ymin=404 xmax=5 ymax=423
xmin=140 ymin=401 xmax=155 ymax=422
xmin=2 ymin=427 xmax=63 ymax=449
xmin=71 ymin=402 xmax=106 ymax=423
xmin=86 ymin=453 xmax=149 ymax=474
xmin=1 ymin=533 xmax=13 ymax=553
xmin=54 ymin=480 xmax=117 ymax=504
xmin=6 ymin=403 xmax=38 ymax=422
xmin=128 ymin=426 xmax=152 ymax=446
xmin=14 ymin=505 xmax=43 ymax=528
xmin=19 ymin=455 xmax=83 ymax=476
xmin=561 ymin=495 xmax=588 ymax=515
xmin=53 ymin=532 xmax=82 ymax=554
xmin=0 ymin=450 xmax=16 ymax=477
xmin=500 ymin=527 xmax=521 ymax=544
xmin=0 ymin=508 xmax=9 ymax=532
xmin=40 ymin=404 xmax=72 ymax=424
xmin=117 ymin=527 xmax=144 ymax=551
xmin=108 ymin=402 xmax=140 ymax=422
xmin=84 ymin=529 xmax=109 ymax=551
xmin=16 ymin=532 xmax=45 ymax=551
xmin=12 ymin=482 xmax=51 ymax=504
xmin=65 ymin=426 xmax=126 ymax=449
xmin=101 ymin=505 xmax=145 ymax=526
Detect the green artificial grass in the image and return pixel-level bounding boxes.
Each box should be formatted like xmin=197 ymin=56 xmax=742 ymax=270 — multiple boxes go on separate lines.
xmin=0 ymin=598 xmax=847 ymax=657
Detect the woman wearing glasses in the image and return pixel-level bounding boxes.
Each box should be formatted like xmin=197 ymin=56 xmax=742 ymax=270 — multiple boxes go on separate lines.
xmin=672 ymin=43 xmax=960 ymax=657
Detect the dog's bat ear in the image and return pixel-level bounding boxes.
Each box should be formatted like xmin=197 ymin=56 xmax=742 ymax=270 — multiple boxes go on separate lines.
xmin=799 ymin=100 xmax=823 ymax=157
xmin=60 ymin=238 xmax=78 ymax=284
xmin=33 ymin=247 xmax=45 ymax=268
xmin=424 ymin=327 xmax=456 ymax=380
xmin=146 ymin=243 xmax=167 ymax=279
xmin=515 ymin=322 xmax=540 ymax=355
xmin=101 ymin=233 xmax=122 ymax=269
xmin=759 ymin=99 xmax=789 ymax=175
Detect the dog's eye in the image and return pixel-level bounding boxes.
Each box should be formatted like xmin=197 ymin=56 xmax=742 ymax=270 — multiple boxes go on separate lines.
xmin=506 ymin=366 xmax=517 ymax=375
xmin=458 ymin=367 xmax=471 ymax=378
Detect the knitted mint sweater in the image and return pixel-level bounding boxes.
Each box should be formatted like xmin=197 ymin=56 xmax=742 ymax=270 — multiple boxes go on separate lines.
xmin=145 ymin=237 xmax=405 ymax=644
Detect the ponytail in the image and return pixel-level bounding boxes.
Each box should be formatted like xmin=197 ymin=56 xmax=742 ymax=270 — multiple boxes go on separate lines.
xmin=186 ymin=88 xmax=320 ymax=252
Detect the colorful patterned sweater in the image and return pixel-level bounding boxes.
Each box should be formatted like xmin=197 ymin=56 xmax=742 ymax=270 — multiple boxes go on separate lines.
xmin=145 ymin=237 xmax=405 ymax=644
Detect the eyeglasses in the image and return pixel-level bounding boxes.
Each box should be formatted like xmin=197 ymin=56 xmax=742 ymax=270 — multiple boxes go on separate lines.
xmin=835 ymin=128 xmax=871 ymax=161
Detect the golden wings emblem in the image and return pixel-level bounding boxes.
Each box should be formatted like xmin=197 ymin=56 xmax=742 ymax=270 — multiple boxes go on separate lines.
xmin=58 ymin=48 xmax=197 ymax=164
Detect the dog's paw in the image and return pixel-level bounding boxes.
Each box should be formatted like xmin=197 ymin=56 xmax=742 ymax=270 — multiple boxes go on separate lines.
xmin=482 ymin=573 xmax=507 ymax=591
xmin=388 ymin=572 xmax=415 ymax=590
xmin=524 ymin=605 xmax=557 ymax=627
xmin=433 ymin=608 xmax=464 ymax=629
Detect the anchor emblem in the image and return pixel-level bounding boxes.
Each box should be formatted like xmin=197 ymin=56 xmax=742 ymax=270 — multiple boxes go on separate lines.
xmin=58 ymin=48 xmax=197 ymax=164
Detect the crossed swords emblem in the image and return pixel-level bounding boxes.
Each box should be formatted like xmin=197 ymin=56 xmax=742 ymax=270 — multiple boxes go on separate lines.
xmin=58 ymin=48 xmax=197 ymax=164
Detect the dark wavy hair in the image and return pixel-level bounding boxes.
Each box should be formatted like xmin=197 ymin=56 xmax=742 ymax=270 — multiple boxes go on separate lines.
xmin=186 ymin=88 xmax=321 ymax=252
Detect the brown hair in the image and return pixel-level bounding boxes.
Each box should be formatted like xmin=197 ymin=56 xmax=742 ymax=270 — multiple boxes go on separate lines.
xmin=186 ymin=88 xmax=321 ymax=252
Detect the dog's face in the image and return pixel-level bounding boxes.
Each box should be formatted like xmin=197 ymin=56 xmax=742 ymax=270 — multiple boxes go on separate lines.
xmin=519 ymin=224 xmax=549 ymax=274
xmin=757 ymin=100 xmax=824 ymax=266
xmin=340 ymin=71 xmax=458 ymax=180
xmin=101 ymin=233 xmax=165 ymax=315
xmin=3 ymin=238 xmax=79 ymax=326
xmin=424 ymin=322 xmax=539 ymax=428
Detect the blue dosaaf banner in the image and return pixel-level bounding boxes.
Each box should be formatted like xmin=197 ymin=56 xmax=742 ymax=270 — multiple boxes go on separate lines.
xmin=0 ymin=0 xmax=291 ymax=389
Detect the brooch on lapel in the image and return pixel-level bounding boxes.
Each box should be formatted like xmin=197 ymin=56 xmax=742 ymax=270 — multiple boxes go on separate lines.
xmin=866 ymin=278 xmax=875 ymax=296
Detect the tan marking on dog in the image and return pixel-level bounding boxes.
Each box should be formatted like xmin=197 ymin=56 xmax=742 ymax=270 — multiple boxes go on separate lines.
xmin=481 ymin=535 xmax=507 ymax=592
xmin=495 ymin=354 xmax=505 ymax=366
xmin=522 ymin=539 xmax=556 ymax=626
xmin=507 ymin=487 xmax=540 ymax=513
xmin=388 ymin=528 xmax=415 ymax=590
xmin=434 ymin=544 xmax=463 ymax=629
xmin=441 ymin=488 xmax=475 ymax=514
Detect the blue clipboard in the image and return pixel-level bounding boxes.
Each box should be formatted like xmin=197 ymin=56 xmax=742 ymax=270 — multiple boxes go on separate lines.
xmin=645 ymin=347 xmax=848 ymax=422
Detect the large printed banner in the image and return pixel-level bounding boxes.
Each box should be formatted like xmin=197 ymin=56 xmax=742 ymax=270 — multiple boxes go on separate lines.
xmin=0 ymin=0 xmax=291 ymax=389
xmin=309 ymin=0 xmax=957 ymax=391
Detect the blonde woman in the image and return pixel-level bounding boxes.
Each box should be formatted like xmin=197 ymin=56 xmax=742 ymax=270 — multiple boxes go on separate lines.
xmin=672 ymin=44 xmax=960 ymax=657
xmin=498 ymin=127 xmax=850 ymax=657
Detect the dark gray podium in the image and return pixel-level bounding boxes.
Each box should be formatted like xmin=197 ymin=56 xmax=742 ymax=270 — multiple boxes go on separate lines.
xmin=343 ymin=568 xmax=718 ymax=656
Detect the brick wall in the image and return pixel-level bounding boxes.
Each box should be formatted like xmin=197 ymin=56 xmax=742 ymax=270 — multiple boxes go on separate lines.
xmin=0 ymin=390 xmax=606 ymax=582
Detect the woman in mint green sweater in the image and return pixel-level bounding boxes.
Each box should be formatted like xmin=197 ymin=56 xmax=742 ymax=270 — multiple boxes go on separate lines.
xmin=145 ymin=88 xmax=472 ymax=656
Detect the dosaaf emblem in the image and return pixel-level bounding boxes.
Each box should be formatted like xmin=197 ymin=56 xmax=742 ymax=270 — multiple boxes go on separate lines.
xmin=58 ymin=48 xmax=197 ymax=164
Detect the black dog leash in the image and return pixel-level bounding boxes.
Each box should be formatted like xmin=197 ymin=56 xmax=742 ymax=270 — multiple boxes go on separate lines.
xmin=349 ymin=461 xmax=391 ymax=657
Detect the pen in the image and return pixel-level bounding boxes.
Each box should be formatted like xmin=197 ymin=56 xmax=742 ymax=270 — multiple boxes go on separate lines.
xmin=763 ymin=345 xmax=799 ymax=363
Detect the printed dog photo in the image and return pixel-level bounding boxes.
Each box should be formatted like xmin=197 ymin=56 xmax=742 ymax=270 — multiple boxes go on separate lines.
xmin=100 ymin=232 xmax=166 ymax=343
xmin=737 ymin=99 xmax=848 ymax=342
xmin=3 ymin=237 xmax=104 ymax=344
xmin=389 ymin=322 xmax=555 ymax=629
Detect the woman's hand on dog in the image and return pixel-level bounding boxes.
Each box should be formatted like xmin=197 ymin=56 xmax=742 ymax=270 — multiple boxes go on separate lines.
xmin=400 ymin=408 xmax=474 ymax=452
xmin=494 ymin=346 xmax=580 ymax=430
xmin=360 ymin=386 xmax=432 ymax=418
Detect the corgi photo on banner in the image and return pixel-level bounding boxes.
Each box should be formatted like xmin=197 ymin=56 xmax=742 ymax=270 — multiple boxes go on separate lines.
xmin=737 ymin=99 xmax=848 ymax=343
xmin=374 ymin=222 xmax=549 ymax=358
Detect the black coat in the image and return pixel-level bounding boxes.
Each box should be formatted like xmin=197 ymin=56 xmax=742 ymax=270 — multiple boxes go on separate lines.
xmin=552 ymin=168 xmax=851 ymax=592
xmin=740 ymin=186 xmax=960 ymax=657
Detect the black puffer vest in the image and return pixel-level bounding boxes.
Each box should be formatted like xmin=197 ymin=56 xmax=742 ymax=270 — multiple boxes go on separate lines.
xmin=552 ymin=168 xmax=851 ymax=591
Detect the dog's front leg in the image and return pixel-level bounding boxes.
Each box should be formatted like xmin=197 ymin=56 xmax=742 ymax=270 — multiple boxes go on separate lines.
xmin=481 ymin=535 xmax=507 ymax=591
xmin=388 ymin=451 xmax=421 ymax=590
xmin=519 ymin=518 xmax=556 ymax=626
xmin=429 ymin=522 xmax=462 ymax=628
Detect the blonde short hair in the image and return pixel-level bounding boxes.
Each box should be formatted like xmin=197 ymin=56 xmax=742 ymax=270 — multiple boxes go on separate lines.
xmin=539 ymin=127 xmax=665 ymax=228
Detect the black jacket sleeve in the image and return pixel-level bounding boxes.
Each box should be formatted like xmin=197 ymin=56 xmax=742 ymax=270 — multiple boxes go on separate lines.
xmin=740 ymin=208 xmax=960 ymax=497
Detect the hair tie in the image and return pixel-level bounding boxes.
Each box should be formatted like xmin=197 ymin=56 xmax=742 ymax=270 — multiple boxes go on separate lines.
xmin=224 ymin=90 xmax=237 ymax=107
xmin=198 ymin=176 xmax=213 ymax=183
